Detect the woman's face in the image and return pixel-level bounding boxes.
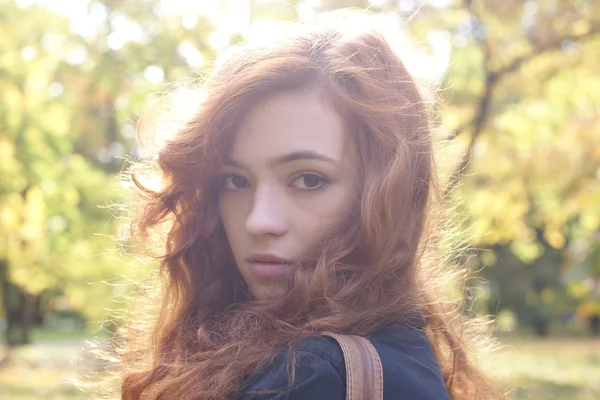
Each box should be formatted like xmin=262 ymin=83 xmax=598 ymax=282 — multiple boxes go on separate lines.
xmin=218 ymin=91 xmax=359 ymax=300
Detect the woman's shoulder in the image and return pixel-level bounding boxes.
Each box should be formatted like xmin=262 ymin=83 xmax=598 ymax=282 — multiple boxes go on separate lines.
xmin=239 ymin=322 xmax=449 ymax=399
xmin=369 ymin=323 xmax=450 ymax=399
xmin=238 ymin=337 xmax=345 ymax=400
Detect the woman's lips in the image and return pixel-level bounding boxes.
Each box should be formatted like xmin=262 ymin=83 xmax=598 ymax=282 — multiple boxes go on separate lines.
xmin=248 ymin=261 xmax=291 ymax=279
xmin=246 ymin=253 xmax=292 ymax=279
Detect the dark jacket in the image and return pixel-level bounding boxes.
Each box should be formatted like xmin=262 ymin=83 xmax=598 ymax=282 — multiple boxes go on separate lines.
xmin=238 ymin=323 xmax=450 ymax=399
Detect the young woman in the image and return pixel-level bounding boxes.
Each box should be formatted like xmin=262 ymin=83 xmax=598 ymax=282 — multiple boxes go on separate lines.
xmin=119 ymin=11 xmax=501 ymax=400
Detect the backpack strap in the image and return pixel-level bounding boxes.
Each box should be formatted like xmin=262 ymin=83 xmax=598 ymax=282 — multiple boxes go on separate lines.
xmin=323 ymin=333 xmax=384 ymax=400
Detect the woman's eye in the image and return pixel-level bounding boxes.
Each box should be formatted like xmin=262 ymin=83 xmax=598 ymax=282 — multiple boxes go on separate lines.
xmin=221 ymin=174 xmax=248 ymax=190
xmin=292 ymin=173 xmax=328 ymax=190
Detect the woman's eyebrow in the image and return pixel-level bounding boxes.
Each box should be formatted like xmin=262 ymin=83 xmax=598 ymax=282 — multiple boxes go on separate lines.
xmin=269 ymin=150 xmax=340 ymax=167
xmin=222 ymin=150 xmax=340 ymax=169
xmin=222 ymin=158 xmax=246 ymax=169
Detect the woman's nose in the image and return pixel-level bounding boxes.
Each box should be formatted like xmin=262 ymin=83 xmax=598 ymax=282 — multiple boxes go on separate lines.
xmin=245 ymin=186 xmax=288 ymax=237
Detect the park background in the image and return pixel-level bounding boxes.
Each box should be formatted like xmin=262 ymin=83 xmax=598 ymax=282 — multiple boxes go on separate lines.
xmin=0 ymin=0 xmax=599 ymax=398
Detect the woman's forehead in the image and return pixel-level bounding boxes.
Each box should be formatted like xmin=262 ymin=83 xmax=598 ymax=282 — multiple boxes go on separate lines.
xmin=228 ymin=91 xmax=355 ymax=166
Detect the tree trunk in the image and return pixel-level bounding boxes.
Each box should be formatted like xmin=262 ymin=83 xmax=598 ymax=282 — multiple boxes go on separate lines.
xmin=0 ymin=259 xmax=11 ymax=347
xmin=20 ymin=293 xmax=34 ymax=345
xmin=0 ymin=260 xmax=34 ymax=346
xmin=590 ymin=316 xmax=600 ymax=336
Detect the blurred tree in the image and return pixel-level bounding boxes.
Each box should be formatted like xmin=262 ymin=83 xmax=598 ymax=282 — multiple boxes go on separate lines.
xmin=0 ymin=1 xmax=122 ymax=345
xmin=320 ymin=0 xmax=600 ymax=332
xmin=0 ymin=0 xmax=233 ymax=346
xmin=1 ymin=0 xmax=598 ymax=343
xmin=417 ymin=0 xmax=600 ymax=332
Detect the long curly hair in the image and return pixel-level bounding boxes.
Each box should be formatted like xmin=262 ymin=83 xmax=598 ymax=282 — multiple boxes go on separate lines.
xmin=117 ymin=11 xmax=503 ymax=400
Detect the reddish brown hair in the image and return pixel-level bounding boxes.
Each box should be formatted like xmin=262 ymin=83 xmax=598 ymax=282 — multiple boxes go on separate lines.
xmin=118 ymin=12 xmax=502 ymax=400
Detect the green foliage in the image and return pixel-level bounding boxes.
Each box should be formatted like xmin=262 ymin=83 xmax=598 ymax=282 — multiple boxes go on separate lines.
xmin=403 ymin=0 xmax=600 ymax=329
xmin=0 ymin=0 xmax=599 ymax=336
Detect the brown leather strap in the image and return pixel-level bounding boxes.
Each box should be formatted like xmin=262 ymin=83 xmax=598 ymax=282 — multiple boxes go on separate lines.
xmin=323 ymin=333 xmax=384 ymax=400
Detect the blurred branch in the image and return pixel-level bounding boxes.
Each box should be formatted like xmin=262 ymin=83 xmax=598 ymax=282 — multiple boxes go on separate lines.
xmin=444 ymin=3 xmax=600 ymax=197
xmin=495 ymin=24 xmax=600 ymax=80
xmin=444 ymin=0 xmax=496 ymax=196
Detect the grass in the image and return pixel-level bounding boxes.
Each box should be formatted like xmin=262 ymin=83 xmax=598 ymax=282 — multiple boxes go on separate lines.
xmin=30 ymin=327 xmax=107 ymax=342
xmin=483 ymin=335 xmax=600 ymax=399
xmin=0 ymin=330 xmax=598 ymax=399
xmin=0 ymin=367 xmax=85 ymax=400
xmin=0 ymin=329 xmax=110 ymax=400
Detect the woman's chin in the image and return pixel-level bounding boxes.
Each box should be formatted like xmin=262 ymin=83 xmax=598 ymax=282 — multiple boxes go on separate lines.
xmin=249 ymin=282 xmax=288 ymax=301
